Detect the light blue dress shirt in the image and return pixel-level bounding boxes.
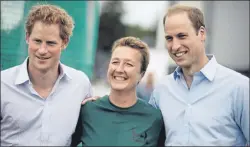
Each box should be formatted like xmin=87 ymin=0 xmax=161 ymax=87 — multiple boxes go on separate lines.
xmin=149 ymin=55 xmax=249 ymax=146
xmin=1 ymin=58 xmax=92 ymax=146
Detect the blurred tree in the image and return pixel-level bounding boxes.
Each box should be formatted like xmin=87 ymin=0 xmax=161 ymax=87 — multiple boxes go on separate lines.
xmin=97 ymin=1 xmax=126 ymax=52
xmin=125 ymin=23 xmax=157 ymax=47
xmin=125 ymin=24 xmax=156 ymax=39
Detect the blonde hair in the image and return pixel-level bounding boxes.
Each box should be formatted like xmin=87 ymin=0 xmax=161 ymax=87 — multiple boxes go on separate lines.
xmin=25 ymin=4 xmax=74 ymax=40
xmin=111 ymin=36 xmax=150 ymax=74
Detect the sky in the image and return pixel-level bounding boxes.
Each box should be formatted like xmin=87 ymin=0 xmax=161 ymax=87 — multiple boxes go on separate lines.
xmin=100 ymin=1 xmax=167 ymax=30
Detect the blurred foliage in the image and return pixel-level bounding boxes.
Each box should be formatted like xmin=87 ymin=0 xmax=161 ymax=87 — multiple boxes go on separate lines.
xmin=125 ymin=24 xmax=156 ymax=39
xmin=125 ymin=24 xmax=157 ymax=47
xmin=97 ymin=1 xmax=126 ymax=52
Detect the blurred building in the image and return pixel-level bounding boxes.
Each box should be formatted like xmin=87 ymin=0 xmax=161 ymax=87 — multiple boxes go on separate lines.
xmin=155 ymin=1 xmax=249 ymax=78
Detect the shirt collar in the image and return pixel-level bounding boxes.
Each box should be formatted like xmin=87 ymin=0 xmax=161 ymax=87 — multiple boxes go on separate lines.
xmin=15 ymin=57 xmax=72 ymax=85
xmin=173 ymin=54 xmax=218 ymax=82
xmin=15 ymin=57 xmax=30 ymax=85
xmin=173 ymin=66 xmax=183 ymax=80
xmin=200 ymin=54 xmax=218 ymax=82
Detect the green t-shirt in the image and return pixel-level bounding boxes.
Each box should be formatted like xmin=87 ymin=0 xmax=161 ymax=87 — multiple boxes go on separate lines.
xmin=71 ymin=95 xmax=165 ymax=146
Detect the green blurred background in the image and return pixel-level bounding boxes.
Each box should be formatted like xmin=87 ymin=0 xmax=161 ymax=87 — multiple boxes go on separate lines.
xmin=1 ymin=1 xmax=100 ymax=79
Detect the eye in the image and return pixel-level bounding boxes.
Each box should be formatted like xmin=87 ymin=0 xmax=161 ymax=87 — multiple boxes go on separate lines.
xmin=111 ymin=61 xmax=119 ymax=65
xmin=177 ymin=34 xmax=186 ymax=39
xmin=126 ymin=63 xmax=133 ymax=67
xmin=47 ymin=41 xmax=57 ymax=46
xmin=34 ymin=39 xmax=41 ymax=43
xmin=48 ymin=43 xmax=55 ymax=46
xmin=165 ymin=36 xmax=172 ymax=41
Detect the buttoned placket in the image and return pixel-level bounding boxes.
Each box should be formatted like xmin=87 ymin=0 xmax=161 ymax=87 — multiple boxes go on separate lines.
xmin=27 ymin=75 xmax=62 ymax=145
xmin=178 ymin=73 xmax=203 ymax=145
xmin=183 ymin=72 xmax=205 ymax=145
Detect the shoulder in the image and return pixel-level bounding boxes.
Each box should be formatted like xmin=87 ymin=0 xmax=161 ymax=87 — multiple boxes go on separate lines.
xmin=137 ymin=98 xmax=162 ymax=119
xmin=61 ymin=64 xmax=91 ymax=88
xmin=62 ymin=64 xmax=90 ymax=80
xmin=216 ymin=64 xmax=249 ymax=88
xmin=81 ymin=95 xmax=108 ymax=109
xmin=150 ymin=74 xmax=173 ymax=99
xmin=1 ymin=65 xmax=20 ymax=84
xmin=155 ymin=74 xmax=174 ymax=90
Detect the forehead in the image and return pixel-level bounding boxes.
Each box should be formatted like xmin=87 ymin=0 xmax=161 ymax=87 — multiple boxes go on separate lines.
xmin=164 ymin=12 xmax=194 ymax=35
xmin=111 ymin=46 xmax=141 ymax=62
xmin=30 ymin=21 xmax=61 ymax=39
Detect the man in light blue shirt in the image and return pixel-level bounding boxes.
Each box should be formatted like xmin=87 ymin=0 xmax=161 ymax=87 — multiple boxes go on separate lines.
xmin=149 ymin=4 xmax=249 ymax=146
xmin=1 ymin=4 xmax=92 ymax=146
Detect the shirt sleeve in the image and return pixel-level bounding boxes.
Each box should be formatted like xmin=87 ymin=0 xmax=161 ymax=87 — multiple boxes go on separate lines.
xmin=82 ymin=77 xmax=93 ymax=101
xmin=233 ymin=79 xmax=249 ymax=145
xmin=86 ymin=80 xmax=93 ymax=98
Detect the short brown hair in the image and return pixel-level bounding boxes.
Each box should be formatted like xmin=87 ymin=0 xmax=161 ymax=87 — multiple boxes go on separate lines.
xmin=25 ymin=4 xmax=74 ymax=40
xmin=111 ymin=36 xmax=150 ymax=74
xmin=163 ymin=4 xmax=205 ymax=34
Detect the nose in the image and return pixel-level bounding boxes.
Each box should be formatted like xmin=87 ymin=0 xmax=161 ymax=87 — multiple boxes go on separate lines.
xmin=172 ymin=39 xmax=181 ymax=51
xmin=115 ymin=63 xmax=125 ymax=72
xmin=37 ymin=43 xmax=48 ymax=55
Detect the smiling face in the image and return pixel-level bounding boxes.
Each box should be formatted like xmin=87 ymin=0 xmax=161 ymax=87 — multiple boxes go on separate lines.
xmin=107 ymin=46 xmax=143 ymax=92
xmin=164 ymin=12 xmax=206 ymax=70
xmin=26 ymin=21 xmax=67 ymax=73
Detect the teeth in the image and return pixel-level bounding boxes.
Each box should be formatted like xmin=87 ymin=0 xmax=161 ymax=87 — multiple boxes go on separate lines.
xmin=114 ymin=76 xmax=125 ymax=81
xmin=175 ymin=52 xmax=185 ymax=57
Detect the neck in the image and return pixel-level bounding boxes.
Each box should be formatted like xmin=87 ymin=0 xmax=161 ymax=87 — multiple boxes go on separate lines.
xmin=182 ymin=54 xmax=209 ymax=87
xmin=28 ymin=64 xmax=60 ymax=90
xmin=109 ymin=89 xmax=137 ymax=108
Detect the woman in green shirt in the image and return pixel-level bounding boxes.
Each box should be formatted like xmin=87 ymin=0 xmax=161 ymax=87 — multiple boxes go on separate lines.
xmin=71 ymin=36 xmax=165 ymax=146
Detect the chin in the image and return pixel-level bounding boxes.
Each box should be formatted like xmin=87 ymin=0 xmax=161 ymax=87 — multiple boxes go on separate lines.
xmin=111 ymin=86 xmax=126 ymax=91
xmin=34 ymin=64 xmax=50 ymax=72
xmin=110 ymin=83 xmax=128 ymax=91
xmin=175 ymin=59 xmax=187 ymax=66
xmin=177 ymin=63 xmax=191 ymax=69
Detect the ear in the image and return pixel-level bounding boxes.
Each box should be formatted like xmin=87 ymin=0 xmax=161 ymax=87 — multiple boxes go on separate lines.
xmin=61 ymin=38 xmax=69 ymax=50
xmin=137 ymin=71 xmax=145 ymax=84
xmin=141 ymin=71 xmax=145 ymax=78
xmin=199 ymin=26 xmax=206 ymax=42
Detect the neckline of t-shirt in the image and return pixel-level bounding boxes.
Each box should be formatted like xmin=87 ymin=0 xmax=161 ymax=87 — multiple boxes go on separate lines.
xmin=104 ymin=95 xmax=140 ymax=111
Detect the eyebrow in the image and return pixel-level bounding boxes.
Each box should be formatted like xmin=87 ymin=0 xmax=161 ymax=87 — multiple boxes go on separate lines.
xmin=46 ymin=41 xmax=57 ymax=44
xmin=111 ymin=57 xmax=135 ymax=63
xmin=33 ymin=37 xmax=57 ymax=42
xmin=165 ymin=32 xmax=187 ymax=38
xmin=33 ymin=38 xmax=57 ymax=44
xmin=176 ymin=33 xmax=187 ymax=36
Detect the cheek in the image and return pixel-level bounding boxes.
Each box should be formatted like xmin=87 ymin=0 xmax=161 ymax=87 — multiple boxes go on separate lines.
xmin=129 ymin=70 xmax=141 ymax=80
xmin=49 ymin=47 xmax=62 ymax=56
xmin=107 ymin=66 xmax=114 ymax=77
xmin=54 ymin=47 xmax=62 ymax=52
xmin=28 ymin=43 xmax=38 ymax=51
xmin=166 ymin=43 xmax=171 ymax=51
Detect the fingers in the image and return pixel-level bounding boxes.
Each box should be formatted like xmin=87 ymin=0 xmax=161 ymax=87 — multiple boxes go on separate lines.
xmin=81 ymin=96 xmax=101 ymax=105
xmin=92 ymin=96 xmax=100 ymax=100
